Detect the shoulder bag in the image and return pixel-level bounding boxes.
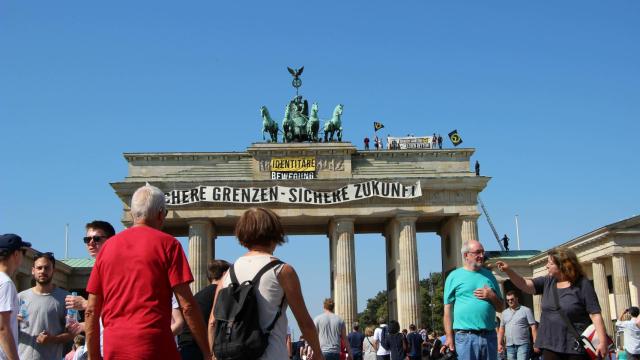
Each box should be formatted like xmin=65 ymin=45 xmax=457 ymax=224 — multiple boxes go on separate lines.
xmin=551 ymin=283 xmax=613 ymax=360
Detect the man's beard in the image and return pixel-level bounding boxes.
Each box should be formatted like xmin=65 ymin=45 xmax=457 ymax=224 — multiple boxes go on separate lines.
xmin=36 ymin=277 xmax=52 ymax=285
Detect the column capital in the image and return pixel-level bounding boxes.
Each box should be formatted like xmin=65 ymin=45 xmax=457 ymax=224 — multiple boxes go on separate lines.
xmin=328 ymin=217 xmax=355 ymax=236
xmin=459 ymin=213 xmax=481 ymax=221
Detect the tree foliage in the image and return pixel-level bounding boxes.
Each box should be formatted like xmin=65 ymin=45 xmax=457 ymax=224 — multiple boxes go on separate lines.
xmin=357 ymin=272 xmax=444 ymax=332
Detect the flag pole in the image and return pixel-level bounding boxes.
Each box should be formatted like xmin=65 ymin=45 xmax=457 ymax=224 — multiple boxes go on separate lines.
xmin=515 ymin=215 xmax=521 ymax=250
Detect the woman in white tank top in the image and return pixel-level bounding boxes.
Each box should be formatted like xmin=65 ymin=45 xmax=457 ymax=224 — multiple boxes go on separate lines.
xmin=210 ymin=208 xmax=325 ymax=360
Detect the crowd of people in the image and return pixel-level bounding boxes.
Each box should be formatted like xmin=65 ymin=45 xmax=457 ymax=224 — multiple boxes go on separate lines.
xmin=1 ymin=185 xmax=640 ymax=360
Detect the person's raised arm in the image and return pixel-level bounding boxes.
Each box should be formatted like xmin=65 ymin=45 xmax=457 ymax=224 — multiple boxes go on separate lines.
xmin=278 ymin=264 xmax=325 ymax=360
xmin=174 ymin=283 xmax=211 ymax=359
xmin=496 ymin=261 xmax=535 ymax=294
xmin=85 ymin=293 xmax=103 ymax=360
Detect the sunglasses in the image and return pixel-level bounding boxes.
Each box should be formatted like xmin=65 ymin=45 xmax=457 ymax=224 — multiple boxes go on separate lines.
xmin=83 ymin=235 xmax=107 ymax=244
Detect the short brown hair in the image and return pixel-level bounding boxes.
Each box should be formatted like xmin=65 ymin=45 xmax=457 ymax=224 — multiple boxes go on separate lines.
xmin=207 ymin=259 xmax=231 ymax=281
xmin=548 ymin=247 xmax=585 ymax=283
xmin=323 ymin=298 xmax=335 ymax=311
xmin=235 ymin=208 xmax=285 ymax=249
xmin=505 ymin=290 xmax=519 ymax=298
xmin=86 ymin=220 xmax=115 ymax=238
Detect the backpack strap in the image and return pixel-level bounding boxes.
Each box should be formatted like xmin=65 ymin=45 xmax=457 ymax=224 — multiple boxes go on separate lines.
xmin=253 ymin=259 xmax=286 ymax=334
xmin=228 ymin=259 xmax=283 ymax=286
xmin=251 ymin=259 xmax=284 ymax=284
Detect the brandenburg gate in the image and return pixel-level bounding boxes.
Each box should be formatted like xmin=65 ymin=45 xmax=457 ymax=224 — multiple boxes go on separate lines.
xmin=111 ymin=142 xmax=488 ymax=330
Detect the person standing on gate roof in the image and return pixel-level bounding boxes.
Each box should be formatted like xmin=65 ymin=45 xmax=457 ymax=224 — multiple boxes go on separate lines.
xmin=374 ymin=136 xmax=380 ymax=150
xmin=0 ymin=234 xmax=31 ymax=360
xmin=18 ymin=251 xmax=73 ymax=360
xmin=364 ymin=137 xmax=370 ymax=150
xmin=85 ymin=184 xmax=211 ymax=360
xmin=475 ymin=161 xmax=480 ymax=176
xmin=209 ymin=207 xmax=324 ymax=360
xmin=438 ymin=135 xmax=443 ymax=149
xmin=616 ymin=306 xmax=640 ymax=360
xmin=178 ymin=259 xmax=230 ymax=360
xmin=502 ymin=235 xmax=510 ymax=252
xmin=496 ymin=247 xmax=608 ymax=360
xmin=443 ymin=239 xmax=504 ymax=360
xmin=314 ymin=298 xmax=353 ymax=360
xmin=497 ymin=291 xmax=537 ymax=360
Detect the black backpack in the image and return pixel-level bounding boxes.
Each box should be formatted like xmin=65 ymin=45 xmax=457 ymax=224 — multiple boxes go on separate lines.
xmin=213 ymin=259 xmax=285 ymax=360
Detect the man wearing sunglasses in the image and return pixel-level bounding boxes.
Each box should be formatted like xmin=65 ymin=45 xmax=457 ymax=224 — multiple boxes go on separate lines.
xmin=18 ymin=252 xmax=74 ymax=360
xmin=0 ymin=233 xmax=31 ymax=360
xmin=497 ymin=291 xmax=537 ymax=360
xmin=65 ymin=221 xmax=115 ymax=312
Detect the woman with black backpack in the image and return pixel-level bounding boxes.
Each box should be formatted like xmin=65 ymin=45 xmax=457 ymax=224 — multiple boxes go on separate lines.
xmin=209 ymin=207 xmax=325 ymax=360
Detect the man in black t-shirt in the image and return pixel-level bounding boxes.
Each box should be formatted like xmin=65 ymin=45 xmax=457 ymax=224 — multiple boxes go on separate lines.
xmin=178 ymin=259 xmax=230 ymax=360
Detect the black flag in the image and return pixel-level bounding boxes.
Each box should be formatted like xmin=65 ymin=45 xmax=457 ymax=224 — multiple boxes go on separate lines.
xmin=448 ymin=130 xmax=463 ymax=146
xmin=374 ymin=122 xmax=384 ymax=131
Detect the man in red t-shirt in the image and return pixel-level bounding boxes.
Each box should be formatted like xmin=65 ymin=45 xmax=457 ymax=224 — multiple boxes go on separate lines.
xmin=85 ymin=184 xmax=211 ymax=360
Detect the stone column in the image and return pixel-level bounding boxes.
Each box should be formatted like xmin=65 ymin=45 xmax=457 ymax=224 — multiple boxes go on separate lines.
xmin=188 ymin=219 xmax=215 ymax=293
xmin=460 ymin=215 xmax=479 ymax=243
xmin=612 ymin=254 xmax=631 ymax=314
xmin=532 ymin=295 xmax=542 ymax=321
xmin=395 ymin=216 xmax=421 ymax=330
xmin=439 ymin=217 xmax=463 ymax=273
xmin=329 ymin=218 xmax=357 ymax=330
xmin=591 ymin=260 xmax=613 ymax=335
xmin=384 ymin=224 xmax=398 ymax=322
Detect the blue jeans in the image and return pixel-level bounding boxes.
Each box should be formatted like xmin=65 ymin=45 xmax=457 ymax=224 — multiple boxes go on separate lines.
xmin=455 ymin=330 xmax=498 ymax=360
xmin=506 ymin=344 xmax=530 ymax=360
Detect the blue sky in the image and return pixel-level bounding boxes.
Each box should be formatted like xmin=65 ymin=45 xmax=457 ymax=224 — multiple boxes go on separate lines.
xmin=1 ymin=1 xmax=639 ymax=335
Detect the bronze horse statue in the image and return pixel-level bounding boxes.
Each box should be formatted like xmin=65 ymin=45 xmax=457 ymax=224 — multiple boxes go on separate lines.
xmin=323 ymin=104 xmax=343 ymax=142
xmin=260 ymin=106 xmax=279 ymax=142
xmin=306 ymin=102 xmax=320 ymax=142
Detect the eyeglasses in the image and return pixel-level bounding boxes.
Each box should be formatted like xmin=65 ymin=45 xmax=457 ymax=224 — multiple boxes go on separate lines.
xmin=467 ymin=250 xmax=485 ymax=255
xmin=83 ymin=235 xmax=107 ymax=244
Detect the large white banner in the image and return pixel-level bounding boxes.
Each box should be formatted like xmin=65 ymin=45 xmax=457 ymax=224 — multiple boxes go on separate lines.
xmin=165 ymin=180 xmax=422 ymax=205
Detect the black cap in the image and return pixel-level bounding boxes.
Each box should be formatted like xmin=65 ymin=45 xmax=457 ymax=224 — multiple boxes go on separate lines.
xmin=0 ymin=234 xmax=32 ymax=252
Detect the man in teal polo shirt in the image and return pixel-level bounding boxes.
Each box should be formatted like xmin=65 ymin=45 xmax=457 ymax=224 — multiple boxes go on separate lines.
xmin=443 ymin=240 xmax=504 ymax=360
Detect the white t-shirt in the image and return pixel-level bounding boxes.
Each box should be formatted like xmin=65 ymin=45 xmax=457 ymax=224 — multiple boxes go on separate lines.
xmin=373 ymin=324 xmax=390 ymax=355
xmin=0 ymin=272 xmax=19 ymax=360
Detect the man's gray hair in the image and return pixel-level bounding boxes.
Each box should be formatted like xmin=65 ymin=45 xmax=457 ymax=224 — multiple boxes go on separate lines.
xmin=461 ymin=240 xmax=471 ymax=257
xmin=131 ymin=184 xmax=166 ymax=222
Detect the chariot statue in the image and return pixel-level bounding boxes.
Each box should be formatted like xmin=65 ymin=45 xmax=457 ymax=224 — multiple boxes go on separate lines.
xmin=258 ymin=66 xmax=345 ymax=143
